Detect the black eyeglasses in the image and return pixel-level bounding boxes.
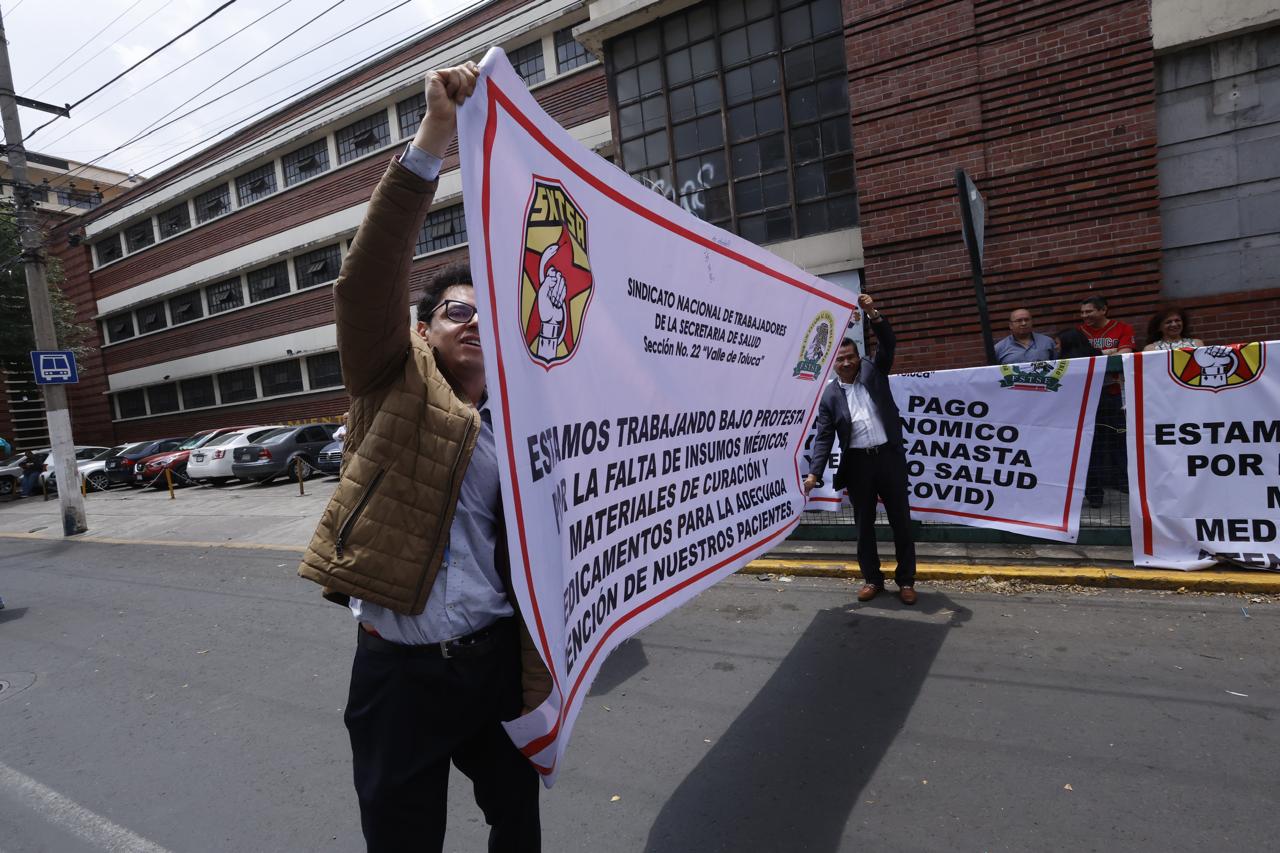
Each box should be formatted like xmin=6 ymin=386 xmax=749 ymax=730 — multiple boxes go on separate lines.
xmin=432 ymin=300 xmax=478 ymax=324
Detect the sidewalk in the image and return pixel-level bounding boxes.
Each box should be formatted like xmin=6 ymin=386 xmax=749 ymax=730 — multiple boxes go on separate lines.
xmin=2 ymin=480 xmax=1276 ymax=593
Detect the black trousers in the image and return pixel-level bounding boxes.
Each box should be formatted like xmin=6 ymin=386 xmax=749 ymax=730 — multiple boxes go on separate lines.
xmin=843 ymin=447 xmax=916 ymax=588
xmin=1086 ymin=392 xmax=1127 ymax=502
xmin=344 ymin=622 xmax=540 ymax=853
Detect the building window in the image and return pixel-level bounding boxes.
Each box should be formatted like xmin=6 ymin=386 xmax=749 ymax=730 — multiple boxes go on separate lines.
xmin=195 ymin=184 xmax=231 ymax=223
xmin=180 ymin=376 xmax=216 ymax=409
xmin=416 ymin=203 xmax=468 ymax=255
xmin=116 ymin=389 xmax=147 ymax=419
xmin=157 ymin=202 xmax=191 ymax=237
xmin=136 ymin=302 xmax=167 ymax=334
xmin=510 ymin=41 xmax=546 ymax=85
xmin=124 ymin=220 xmax=155 ymax=253
xmin=259 ymin=359 xmax=303 ymax=397
xmin=147 ymin=383 xmax=180 ymax=415
xmin=282 ymin=139 xmax=329 ymax=186
xmin=294 ymin=244 xmax=341 ymax=289
xmin=217 ymin=368 xmax=257 ymax=404
xmin=206 ymin=276 xmax=244 ymax=314
xmin=247 ymin=261 xmax=290 ymax=303
xmin=397 ymin=92 xmax=427 ymax=139
xmin=336 ymin=112 xmax=391 ymax=164
xmin=307 ymin=351 xmax=343 ymax=389
xmin=168 ymin=291 xmax=204 ymax=324
xmin=105 ymin=313 xmax=135 ymax=343
xmin=556 ymin=27 xmax=593 ymax=73
xmin=236 ymin=163 xmax=278 ymax=206
xmin=607 ymin=0 xmax=855 ymax=243
xmin=95 ymin=235 xmax=123 ymax=266
xmin=57 ymin=187 xmax=99 ymax=209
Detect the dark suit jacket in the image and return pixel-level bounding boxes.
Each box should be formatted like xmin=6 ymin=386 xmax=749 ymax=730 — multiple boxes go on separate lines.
xmin=808 ymin=317 xmax=903 ymax=489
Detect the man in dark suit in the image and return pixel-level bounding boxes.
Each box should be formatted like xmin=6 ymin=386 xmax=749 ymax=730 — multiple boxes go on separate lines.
xmin=803 ymin=293 xmax=917 ymax=604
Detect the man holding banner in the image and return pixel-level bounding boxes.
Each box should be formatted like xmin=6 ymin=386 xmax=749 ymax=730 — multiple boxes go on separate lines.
xmin=803 ymin=299 xmax=918 ymax=604
xmin=299 ymin=63 xmax=547 ymax=852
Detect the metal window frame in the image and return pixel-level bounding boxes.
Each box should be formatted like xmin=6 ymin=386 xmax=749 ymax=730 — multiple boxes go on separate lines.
xmin=509 ymin=40 xmax=546 ymax=85
xmin=258 ymin=358 xmax=304 ymax=397
xmin=216 ymin=367 xmax=258 ymax=404
xmin=415 ymin=203 xmax=468 ymax=255
xmin=336 ymin=112 xmax=391 ymax=163
xmin=306 ymin=351 xmax=343 ymax=389
xmin=235 ymin=163 xmax=278 ymax=206
xmin=282 ymin=139 xmax=330 ymax=186
xmin=195 ymin=184 xmax=231 ymax=223
xmin=555 ymin=27 xmax=593 ymax=73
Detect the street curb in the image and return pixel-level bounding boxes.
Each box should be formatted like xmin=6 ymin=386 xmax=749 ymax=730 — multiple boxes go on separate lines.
xmin=743 ymin=558 xmax=1280 ymax=593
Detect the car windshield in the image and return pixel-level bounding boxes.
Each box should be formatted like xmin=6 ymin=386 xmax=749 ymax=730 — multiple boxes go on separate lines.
xmin=258 ymin=428 xmax=294 ymax=444
xmin=178 ymin=434 xmax=210 ymax=450
xmin=119 ymin=442 xmax=151 ymax=456
xmin=202 ymin=432 xmax=239 ymax=447
xmin=248 ymin=427 xmax=287 ymax=442
xmin=90 ymin=448 xmax=118 ymax=461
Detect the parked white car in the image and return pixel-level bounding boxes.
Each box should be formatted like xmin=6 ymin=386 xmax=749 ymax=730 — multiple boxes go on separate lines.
xmin=39 ymin=445 xmax=113 ymax=489
xmin=45 ymin=444 xmax=130 ymax=492
xmin=187 ymin=426 xmax=287 ymax=484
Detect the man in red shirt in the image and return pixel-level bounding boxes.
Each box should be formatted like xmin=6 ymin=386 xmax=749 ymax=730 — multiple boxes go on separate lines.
xmin=1078 ymin=296 xmax=1133 ymax=507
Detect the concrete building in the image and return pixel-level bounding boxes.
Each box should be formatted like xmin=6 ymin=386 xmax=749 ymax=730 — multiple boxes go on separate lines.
xmin=36 ymin=0 xmax=1280 ymax=447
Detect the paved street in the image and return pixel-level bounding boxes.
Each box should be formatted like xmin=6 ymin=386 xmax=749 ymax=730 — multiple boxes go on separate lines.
xmin=1 ymin=536 xmax=1277 ymax=852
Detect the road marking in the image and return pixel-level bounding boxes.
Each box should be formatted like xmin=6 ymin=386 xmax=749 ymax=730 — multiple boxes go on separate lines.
xmin=0 ymin=760 xmax=174 ymax=853
xmin=0 ymin=531 xmax=304 ymax=553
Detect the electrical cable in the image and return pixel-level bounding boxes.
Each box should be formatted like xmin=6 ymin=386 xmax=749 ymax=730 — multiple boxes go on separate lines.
xmin=26 ymin=0 xmax=242 ymax=141
xmin=27 ymin=0 xmax=153 ymax=98
xmin=40 ymin=0 xmax=517 ymax=218
xmin=36 ymin=0 xmax=302 ymax=151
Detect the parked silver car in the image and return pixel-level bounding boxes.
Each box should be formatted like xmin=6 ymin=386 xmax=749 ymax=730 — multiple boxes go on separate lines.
xmin=230 ymin=423 xmax=340 ymax=484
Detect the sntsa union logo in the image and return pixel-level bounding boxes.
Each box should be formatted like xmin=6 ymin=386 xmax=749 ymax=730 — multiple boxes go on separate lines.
xmin=1168 ymin=343 xmax=1265 ymax=392
xmin=999 ymin=360 xmax=1068 ymax=392
xmin=519 ymin=177 xmax=594 ymax=370
xmin=793 ymin=310 xmax=835 ymax=380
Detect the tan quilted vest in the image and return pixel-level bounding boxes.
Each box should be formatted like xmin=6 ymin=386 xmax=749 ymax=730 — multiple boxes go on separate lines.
xmin=299 ymin=330 xmax=481 ymax=615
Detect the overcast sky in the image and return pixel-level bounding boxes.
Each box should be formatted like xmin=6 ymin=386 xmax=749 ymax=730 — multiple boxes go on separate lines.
xmin=3 ymin=0 xmax=475 ymax=179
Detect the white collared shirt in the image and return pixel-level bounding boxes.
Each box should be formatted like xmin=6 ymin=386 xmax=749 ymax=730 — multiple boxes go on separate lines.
xmin=838 ymin=377 xmax=887 ymax=449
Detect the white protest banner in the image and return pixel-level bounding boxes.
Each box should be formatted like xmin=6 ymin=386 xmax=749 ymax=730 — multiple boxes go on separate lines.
xmin=458 ymin=50 xmax=857 ymax=785
xmin=800 ymin=360 xmax=1105 ymax=540
xmin=1126 ymin=342 xmax=1279 ymax=570
xmin=799 ymin=395 xmax=848 ymax=511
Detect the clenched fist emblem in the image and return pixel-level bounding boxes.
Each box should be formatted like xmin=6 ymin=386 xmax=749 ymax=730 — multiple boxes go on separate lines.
xmin=1193 ymin=345 xmax=1237 ymax=388
xmin=536 ymin=242 xmax=568 ymax=360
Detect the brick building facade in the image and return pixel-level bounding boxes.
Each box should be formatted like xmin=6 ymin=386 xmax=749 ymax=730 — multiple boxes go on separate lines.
xmin=33 ymin=0 xmax=1280 ymax=447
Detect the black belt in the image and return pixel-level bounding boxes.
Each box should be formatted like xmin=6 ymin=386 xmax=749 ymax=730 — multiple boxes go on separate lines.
xmin=848 ymin=443 xmax=889 ymax=455
xmin=357 ymin=617 xmax=513 ymax=660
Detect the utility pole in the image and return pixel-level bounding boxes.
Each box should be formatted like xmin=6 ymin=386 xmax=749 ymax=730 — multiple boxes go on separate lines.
xmin=0 ymin=10 xmax=86 ymax=535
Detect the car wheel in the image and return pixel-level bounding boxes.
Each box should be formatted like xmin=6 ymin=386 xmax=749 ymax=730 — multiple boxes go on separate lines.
xmin=0 ymin=477 xmax=15 ymax=496
xmin=287 ymin=458 xmax=316 ymax=482
xmin=87 ymin=472 xmax=110 ymax=492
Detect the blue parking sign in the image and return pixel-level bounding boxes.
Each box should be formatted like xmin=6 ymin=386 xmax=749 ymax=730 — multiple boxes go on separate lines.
xmin=30 ymin=350 xmax=79 ymax=384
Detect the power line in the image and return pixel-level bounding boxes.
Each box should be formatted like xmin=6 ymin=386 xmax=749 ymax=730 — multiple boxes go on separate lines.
xmin=26 ymin=0 xmax=242 ymax=141
xmin=39 ymin=0 xmax=505 ymax=217
xmin=36 ymin=0 xmax=302 ymax=151
xmin=28 ymin=0 xmax=153 ymax=98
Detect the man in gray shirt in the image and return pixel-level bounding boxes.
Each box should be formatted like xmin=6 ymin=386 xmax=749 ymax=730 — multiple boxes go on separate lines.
xmin=995 ymin=308 xmax=1057 ymax=364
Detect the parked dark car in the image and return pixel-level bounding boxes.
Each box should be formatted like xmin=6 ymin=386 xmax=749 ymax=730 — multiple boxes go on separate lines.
xmin=105 ymin=437 xmax=186 ymax=486
xmin=316 ymin=439 xmax=344 ymax=475
xmin=230 ymin=424 xmax=339 ymax=484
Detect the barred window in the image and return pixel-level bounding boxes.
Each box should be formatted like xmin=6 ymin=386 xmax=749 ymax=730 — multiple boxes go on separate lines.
xmin=259 ymin=359 xmax=303 ymax=397
xmin=57 ymin=188 xmax=99 ymax=209
xmin=608 ymin=0 xmax=855 ymax=243
xmin=510 ymin=41 xmax=546 ymax=85
xmin=307 ymin=351 xmax=343 ymax=389
xmin=247 ymin=261 xmax=290 ymax=303
xmin=180 ymin=376 xmax=216 ymax=409
xmin=294 ymin=244 xmax=341 ymax=289
xmin=195 ymin=184 xmax=230 ymax=223
xmin=115 ymin=389 xmax=147 ymax=419
xmin=105 ymin=313 xmax=135 ymax=343
xmin=147 ymin=383 xmax=180 ymax=415
xmin=168 ymin=291 xmax=204 ymax=324
xmin=217 ymin=368 xmax=257 ymax=404
xmin=397 ymin=92 xmax=427 ymax=139
xmin=157 ymin=202 xmax=191 ymax=237
xmin=95 ymin=235 xmax=123 ymax=265
xmin=124 ymin=219 xmax=155 ymax=253
xmin=206 ymin=277 xmax=244 ymax=314
xmin=555 ymin=27 xmax=593 ymax=73
xmin=235 ymin=163 xmax=277 ymax=206
xmin=282 ymin=139 xmax=329 ymax=186
xmin=416 ymin=203 xmax=467 ymax=255
xmin=336 ymin=112 xmax=391 ymax=164
xmin=136 ymin=302 xmax=167 ymax=334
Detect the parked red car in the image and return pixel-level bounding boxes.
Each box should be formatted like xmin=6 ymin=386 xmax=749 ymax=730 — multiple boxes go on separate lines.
xmin=133 ymin=426 xmax=259 ymax=488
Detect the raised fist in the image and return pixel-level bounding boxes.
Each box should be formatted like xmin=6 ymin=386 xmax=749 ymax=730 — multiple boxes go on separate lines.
xmin=1193 ymin=345 xmax=1237 ymax=388
xmin=535 ymin=254 xmax=567 ymax=360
